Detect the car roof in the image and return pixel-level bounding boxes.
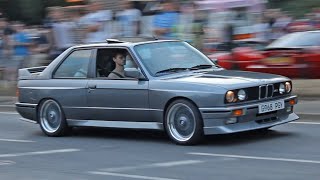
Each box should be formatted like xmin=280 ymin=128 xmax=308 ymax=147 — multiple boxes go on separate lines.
xmin=72 ymin=39 xmax=181 ymax=49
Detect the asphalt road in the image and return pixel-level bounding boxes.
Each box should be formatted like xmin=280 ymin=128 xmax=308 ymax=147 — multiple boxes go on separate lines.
xmin=0 ymin=112 xmax=319 ymax=180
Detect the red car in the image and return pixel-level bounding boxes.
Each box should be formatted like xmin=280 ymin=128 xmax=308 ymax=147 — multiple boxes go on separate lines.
xmin=209 ymin=31 xmax=320 ymax=78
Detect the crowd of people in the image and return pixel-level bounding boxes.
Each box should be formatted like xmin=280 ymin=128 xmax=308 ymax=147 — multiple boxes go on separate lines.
xmin=0 ymin=0 xmax=319 ymax=82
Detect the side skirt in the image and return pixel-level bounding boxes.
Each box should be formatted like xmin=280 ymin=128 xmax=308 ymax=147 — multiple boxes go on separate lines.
xmin=67 ymin=119 xmax=164 ymax=130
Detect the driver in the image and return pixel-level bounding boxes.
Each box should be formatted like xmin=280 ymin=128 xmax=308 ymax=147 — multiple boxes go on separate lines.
xmin=108 ymin=49 xmax=127 ymax=78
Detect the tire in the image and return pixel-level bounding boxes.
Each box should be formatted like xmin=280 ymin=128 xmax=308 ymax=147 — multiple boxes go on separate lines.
xmin=38 ymin=99 xmax=70 ymax=137
xmin=164 ymin=99 xmax=204 ymax=145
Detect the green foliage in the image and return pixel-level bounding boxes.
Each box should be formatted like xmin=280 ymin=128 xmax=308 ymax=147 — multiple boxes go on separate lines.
xmin=1 ymin=0 xmax=85 ymax=25
xmin=268 ymin=0 xmax=320 ymax=18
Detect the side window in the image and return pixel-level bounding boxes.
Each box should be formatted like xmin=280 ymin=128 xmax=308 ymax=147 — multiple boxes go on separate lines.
xmin=96 ymin=48 xmax=139 ymax=79
xmin=124 ymin=54 xmax=138 ymax=69
xmin=54 ymin=50 xmax=92 ymax=78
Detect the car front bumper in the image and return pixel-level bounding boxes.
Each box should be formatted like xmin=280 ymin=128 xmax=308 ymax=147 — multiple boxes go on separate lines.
xmin=199 ymin=95 xmax=299 ymax=135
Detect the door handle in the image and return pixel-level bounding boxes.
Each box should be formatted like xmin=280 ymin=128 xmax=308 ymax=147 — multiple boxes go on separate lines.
xmin=88 ymin=84 xmax=97 ymax=89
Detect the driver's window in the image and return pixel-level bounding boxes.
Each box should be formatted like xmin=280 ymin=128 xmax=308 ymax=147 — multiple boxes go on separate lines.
xmin=124 ymin=55 xmax=138 ymax=69
xmin=96 ymin=48 xmax=138 ymax=79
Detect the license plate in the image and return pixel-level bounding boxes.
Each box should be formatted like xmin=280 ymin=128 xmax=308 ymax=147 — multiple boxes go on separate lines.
xmin=263 ymin=57 xmax=294 ymax=65
xmin=258 ymin=100 xmax=284 ymax=114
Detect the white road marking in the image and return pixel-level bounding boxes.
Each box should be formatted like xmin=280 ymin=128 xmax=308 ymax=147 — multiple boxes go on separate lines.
xmin=101 ymin=160 xmax=204 ymax=172
xmin=0 ymin=149 xmax=80 ymax=158
xmin=188 ymin=152 xmax=320 ymax=164
xmin=0 ymin=160 xmax=15 ymax=166
xmin=290 ymin=122 xmax=320 ymax=125
xmin=154 ymin=160 xmax=203 ymax=167
xmin=297 ymin=112 xmax=320 ymax=116
xmin=89 ymin=171 xmax=179 ymax=180
xmin=0 ymin=105 xmax=14 ymax=107
xmin=0 ymin=112 xmax=19 ymax=115
xmin=0 ymin=138 xmax=35 ymax=143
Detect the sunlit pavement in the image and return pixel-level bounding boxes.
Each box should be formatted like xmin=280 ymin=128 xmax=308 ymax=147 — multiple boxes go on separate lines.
xmin=0 ymin=112 xmax=319 ymax=180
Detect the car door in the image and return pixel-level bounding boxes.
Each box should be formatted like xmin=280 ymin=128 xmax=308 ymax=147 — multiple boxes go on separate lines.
xmin=50 ymin=49 xmax=93 ymax=120
xmin=86 ymin=48 xmax=150 ymax=122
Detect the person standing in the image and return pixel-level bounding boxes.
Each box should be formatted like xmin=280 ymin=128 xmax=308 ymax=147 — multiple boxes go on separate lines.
xmin=11 ymin=22 xmax=31 ymax=68
xmin=50 ymin=8 xmax=76 ymax=59
xmin=153 ymin=0 xmax=179 ymax=39
xmin=116 ymin=0 xmax=141 ymax=37
xmin=2 ymin=18 xmax=14 ymax=60
xmin=191 ymin=3 xmax=206 ymax=51
xmin=80 ymin=0 xmax=112 ymax=43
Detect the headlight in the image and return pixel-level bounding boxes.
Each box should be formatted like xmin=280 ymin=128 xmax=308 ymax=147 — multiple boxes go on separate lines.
xmin=285 ymin=82 xmax=292 ymax=93
xmin=226 ymin=91 xmax=236 ymax=103
xmin=279 ymin=83 xmax=285 ymax=94
xmin=237 ymin=89 xmax=247 ymax=101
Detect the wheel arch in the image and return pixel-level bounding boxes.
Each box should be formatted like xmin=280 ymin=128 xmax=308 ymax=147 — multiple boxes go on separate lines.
xmin=163 ymin=96 xmax=202 ymax=123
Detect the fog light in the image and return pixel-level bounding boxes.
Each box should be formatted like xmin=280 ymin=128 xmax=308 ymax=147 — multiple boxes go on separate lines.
xmin=289 ymin=99 xmax=296 ymax=105
xmin=232 ymin=109 xmax=244 ymax=116
xmin=226 ymin=117 xmax=238 ymax=124
xmin=286 ymin=106 xmax=293 ymax=113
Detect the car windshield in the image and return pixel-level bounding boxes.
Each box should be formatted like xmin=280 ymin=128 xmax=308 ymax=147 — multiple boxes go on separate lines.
xmin=134 ymin=41 xmax=217 ymax=76
xmin=267 ymin=32 xmax=320 ymax=48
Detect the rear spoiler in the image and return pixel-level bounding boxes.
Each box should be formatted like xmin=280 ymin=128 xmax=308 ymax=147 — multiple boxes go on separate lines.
xmin=18 ymin=66 xmax=47 ymax=80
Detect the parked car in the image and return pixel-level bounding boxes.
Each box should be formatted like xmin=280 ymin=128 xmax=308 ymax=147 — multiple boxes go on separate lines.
xmin=16 ymin=40 xmax=299 ymax=145
xmin=209 ymin=31 xmax=320 ymax=78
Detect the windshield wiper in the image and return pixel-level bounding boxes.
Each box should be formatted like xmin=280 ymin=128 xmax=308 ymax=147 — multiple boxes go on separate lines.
xmin=155 ymin=68 xmax=189 ymax=75
xmin=190 ymin=64 xmax=214 ymax=70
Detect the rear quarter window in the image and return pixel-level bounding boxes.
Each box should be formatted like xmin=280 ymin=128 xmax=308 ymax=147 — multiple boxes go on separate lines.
xmin=53 ymin=50 xmax=92 ymax=78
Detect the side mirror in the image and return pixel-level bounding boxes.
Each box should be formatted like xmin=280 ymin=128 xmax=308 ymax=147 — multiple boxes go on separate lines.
xmin=124 ymin=68 xmax=144 ymax=79
xmin=211 ymin=58 xmax=218 ymax=64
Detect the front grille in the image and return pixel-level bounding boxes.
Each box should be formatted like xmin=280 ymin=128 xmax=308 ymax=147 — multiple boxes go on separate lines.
xmin=259 ymin=84 xmax=274 ymax=99
xmin=256 ymin=117 xmax=279 ymax=124
xmin=227 ymin=82 xmax=289 ymax=104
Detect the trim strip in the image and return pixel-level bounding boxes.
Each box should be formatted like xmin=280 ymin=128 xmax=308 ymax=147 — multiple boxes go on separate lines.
xmin=64 ymin=106 xmax=163 ymax=111
xmin=19 ymin=87 xmax=85 ymax=90
xmin=199 ymin=95 xmax=297 ymax=112
xmin=150 ymin=89 xmax=213 ymax=93
xmin=15 ymin=103 xmax=37 ymax=108
xmin=67 ymin=119 xmax=163 ymax=130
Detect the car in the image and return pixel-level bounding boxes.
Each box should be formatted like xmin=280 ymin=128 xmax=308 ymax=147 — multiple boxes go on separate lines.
xmin=210 ymin=31 xmax=320 ymax=78
xmin=206 ymin=40 xmax=267 ymax=70
xmin=16 ymin=39 xmax=299 ymax=145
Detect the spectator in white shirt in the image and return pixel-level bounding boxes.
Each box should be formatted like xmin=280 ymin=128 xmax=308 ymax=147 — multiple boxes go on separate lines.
xmin=80 ymin=0 xmax=112 ymax=43
xmin=50 ymin=8 xmax=76 ymax=59
xmin=116 ymin=1 xmax=141 ymax=37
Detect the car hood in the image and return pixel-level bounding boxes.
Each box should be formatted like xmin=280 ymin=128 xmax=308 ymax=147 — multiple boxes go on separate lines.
xmin=163 ymin=69 xmax=288 ymax=90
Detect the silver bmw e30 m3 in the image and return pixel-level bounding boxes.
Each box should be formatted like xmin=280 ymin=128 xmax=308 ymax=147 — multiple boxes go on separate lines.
xmin=16 ymin=39 xmax=299 ymax=145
